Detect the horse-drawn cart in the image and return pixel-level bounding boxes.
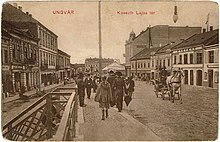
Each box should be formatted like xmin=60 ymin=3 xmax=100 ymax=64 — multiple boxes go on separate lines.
xmin=152 ymin=79 xmax=170 ymax=100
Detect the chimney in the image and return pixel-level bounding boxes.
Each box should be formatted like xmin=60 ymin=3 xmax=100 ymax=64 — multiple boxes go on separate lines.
xmin=26 ymin=12 xmax=29 ymax=15
xmin=210 ymin=26 xmax=213 ymax=31
xmin=18 ymin=6 xmax=22 ymax=11
xmin=203 ymin=28 xmax=206 ymax=33
xmin=13 ymin=3 xmax=17 ymax=8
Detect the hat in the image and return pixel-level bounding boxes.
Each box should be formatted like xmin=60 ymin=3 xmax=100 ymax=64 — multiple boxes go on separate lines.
xmin=115 ymin=71 xmax=122 ymax=77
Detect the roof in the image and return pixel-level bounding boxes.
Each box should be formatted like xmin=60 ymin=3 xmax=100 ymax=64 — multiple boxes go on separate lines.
xmin=85 ymin=58 xmax=114 ymax=62
xmin=2 ymin=3 xmax=57 ymax=37
xmin=102 ymin=62 xmax=125 ymax=71
xmin=156 ymin=41 xmax=182 ymax=54
xmin=58 ymin=49 xmax=71 ymax=57
xmin=2 ymin=20 xmax=39 ymax=42
xmin=172 ymin=29 xmax=219 ymax=50
xmin=130 ymin=46 xmax=162 ymax=61
xmin=205 ymin=34 xmax=219 ymax=46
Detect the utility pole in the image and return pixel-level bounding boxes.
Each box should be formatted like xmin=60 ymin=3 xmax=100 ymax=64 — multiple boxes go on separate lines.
xmin=98 ymin=1 xmax=102 ymax=75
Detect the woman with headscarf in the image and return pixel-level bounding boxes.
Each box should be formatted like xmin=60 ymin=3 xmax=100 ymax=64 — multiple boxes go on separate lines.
xmin=95 ymin=76 xmax=112 ymax=120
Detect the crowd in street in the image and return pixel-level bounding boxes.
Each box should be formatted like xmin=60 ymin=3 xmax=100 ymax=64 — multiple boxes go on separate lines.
xmin=76 ymin=71 xmax=135 ymax=120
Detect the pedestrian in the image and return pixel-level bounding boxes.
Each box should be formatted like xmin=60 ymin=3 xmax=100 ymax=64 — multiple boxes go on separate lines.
xmin=76 ymin=73 xmax=86 ymax=107
xmin=114 ymin=71 xmax=126 ymax=112
xmin=85 ymin=74 xmax=93 ymax=99
xmin=95 ymin=76 xmax=112 ymax=120
xmin=93 ymin=76 xmax=98 ymax=93
xmin=19 ymin=85 xmax=29 ymax=100
xmin=106 ymin=70 xmax=116 ymax=107
xmin=125 ymin=76 xmax=135 ymax=99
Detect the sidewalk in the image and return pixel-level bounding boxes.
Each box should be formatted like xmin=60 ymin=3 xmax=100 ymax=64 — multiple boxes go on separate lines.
xmin=76 ymin=92 xmax=162 ymax=141
xmin=3 ymin=82 xmax=64 ymax=104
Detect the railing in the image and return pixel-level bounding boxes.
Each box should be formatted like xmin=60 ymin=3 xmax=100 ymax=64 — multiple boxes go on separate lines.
xmin=3 ymin=86 xmax=78 ymax=141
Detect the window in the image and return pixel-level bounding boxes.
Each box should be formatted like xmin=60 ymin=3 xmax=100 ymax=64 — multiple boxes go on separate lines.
xmin=148 ymin=63 xmax=150 ymax=68
xmin=204 ymin=72 xmax=207 ymax=80
xmin=184 ymin=54 xmax=188 ymax=64
xmin=179 ymin=55 xmax=182 ymax=64
xmin=2 ymin=50 xmax=8 ymax=64
xmin=163 ymin=59 xmax=165 ymax=67
xmin=144 ymin=63 xmax=146 ymax=68
xmin=190 ymin=53 xmax=193 ymax=64
xmin=215 ymin=71 xmax=218 ymax=83
xmin=152 ymin=60 xmax=154 ymax=67
xmin=168 ymin=58 xmax=170 ymax=66
xmin=190 ymin=70 xmax=194 ymax=85
xmin=174 ymin=55 xmax=177 ymax=64
xmin=209 ymin=51 xmax=214 ymax=63
xmin=196 ymin=53 xmax=202 ymax=64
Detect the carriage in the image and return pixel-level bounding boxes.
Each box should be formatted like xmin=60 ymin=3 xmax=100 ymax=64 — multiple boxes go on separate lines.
xmin=152 ymin=78 xmax=170 ymax=100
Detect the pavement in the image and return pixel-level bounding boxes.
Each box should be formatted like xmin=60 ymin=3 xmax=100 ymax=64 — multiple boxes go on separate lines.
xmin=74 ymin=91 xmax=162 ymax=141
xmin=3 ymin=82 xmax=65 ymax=104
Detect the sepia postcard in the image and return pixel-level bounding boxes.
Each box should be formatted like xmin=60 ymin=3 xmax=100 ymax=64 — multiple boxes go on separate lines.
xmin=1 ymin=0 xmax=219 ymax=141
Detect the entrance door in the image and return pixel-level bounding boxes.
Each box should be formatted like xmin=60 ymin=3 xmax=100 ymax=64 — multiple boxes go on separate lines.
xmin=196 ymin=70 xmax=202 ymax=86
xmin=208 ymin=70 xmax=213 ymax=88
xmin=184 ymin=70 xmax=188 ymax=84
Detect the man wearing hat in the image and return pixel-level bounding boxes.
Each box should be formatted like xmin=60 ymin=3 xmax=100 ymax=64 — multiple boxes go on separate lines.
xmin=85 ymin=74 xmax=93 ymax=99
xmin=76 ymin=73 xmax=86 ymax=107
xmin=114 ymin=71 xmax=126 ymax=112
xmin=107 ymin=70 xmax=116 ymax=106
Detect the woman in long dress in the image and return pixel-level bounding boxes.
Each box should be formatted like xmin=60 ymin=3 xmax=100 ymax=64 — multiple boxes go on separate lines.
xmin=95 ymin=76 xmax=112 ymax=120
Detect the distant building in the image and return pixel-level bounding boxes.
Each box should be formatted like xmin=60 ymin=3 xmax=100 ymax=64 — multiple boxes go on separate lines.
xmin=124 ymin=25 xmax=202 ymax=76
xmin=172 ymin=29 xmax=218 ymax=88
xmin=70 ymin=63 xmax=85 ymax=77
xmin=57 ymin=49 xmax=71 ymax=81
xmin=130 ymin=46 xmax=162 ymax=79
xmin=85 ymin=58 xmax=114 ymax=73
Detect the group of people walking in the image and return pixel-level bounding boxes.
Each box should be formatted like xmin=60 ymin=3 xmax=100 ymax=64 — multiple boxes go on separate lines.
xmin=76 ymin=71 xmax=135 ymax=120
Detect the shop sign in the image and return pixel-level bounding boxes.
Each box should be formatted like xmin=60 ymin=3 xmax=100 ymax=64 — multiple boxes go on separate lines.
xmin=12 ymin=65 xmax=24 ymax=70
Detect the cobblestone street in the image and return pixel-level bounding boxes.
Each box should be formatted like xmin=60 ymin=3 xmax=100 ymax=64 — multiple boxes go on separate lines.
xmin=124 ymin=81 xmax=218 ymax=141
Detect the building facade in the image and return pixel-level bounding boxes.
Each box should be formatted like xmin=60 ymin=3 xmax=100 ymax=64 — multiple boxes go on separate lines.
xmin=2 ymin=21 xmax=40 ymax=93
xmin=124 ymin=25 xmax=202 ymax=77
xmin=57 ymin=49 xmax=71 ymax=82
xmin=172 ymin=29 xmax=218 ymax=88
xmin=85 ymin=58 xmax=114 ymax=73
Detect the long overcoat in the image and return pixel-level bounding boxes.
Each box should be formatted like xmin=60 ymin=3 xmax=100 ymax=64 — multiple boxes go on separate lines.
xmin=95 ymin=82 xmax=112 ymax=109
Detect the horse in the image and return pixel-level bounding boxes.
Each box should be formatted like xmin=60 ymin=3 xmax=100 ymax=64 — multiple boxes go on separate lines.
xmin=166 ymin=70 xmax=184 ymax=103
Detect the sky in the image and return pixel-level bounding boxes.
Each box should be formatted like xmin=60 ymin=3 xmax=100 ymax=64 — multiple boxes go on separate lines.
xmin=10 ymin=1 xmax=219 ymax=64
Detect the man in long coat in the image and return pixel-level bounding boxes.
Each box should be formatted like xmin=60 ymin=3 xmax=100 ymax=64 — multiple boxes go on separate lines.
xmin=106 ymin=70 xmax=116 ymax=106
xmin=114 ymin=71 xmax=126 ymax=112
xmin=76 ymin=73 xmax=86 ymax=107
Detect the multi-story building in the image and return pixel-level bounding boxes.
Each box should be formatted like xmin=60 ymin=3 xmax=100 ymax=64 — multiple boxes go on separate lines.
xmin=57 ymin=49 xmax=71 ymax=81
xmin=70 ymin=63 xmax=85 ymax=77
xmin=2 ymin=21 xmax=39 ymax=93
xmin=85 ymin=58 xmax=114 ymax=73
xmin=203 ymin=32 xmax=218 ymax=88
xmin=124 ymin=25 xmax=202 ymax=76
xmin=3 ymin=3 xmax=59 ymax=87
xmin=130 ymin=46 xmax=162 ymax=79
xmin=172 ymin=29 xmax=218 ymax=88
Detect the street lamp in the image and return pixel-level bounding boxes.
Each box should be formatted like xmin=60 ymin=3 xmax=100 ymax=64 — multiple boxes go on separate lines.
xmin=173 ymin=4 xmax=178 ymax=23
